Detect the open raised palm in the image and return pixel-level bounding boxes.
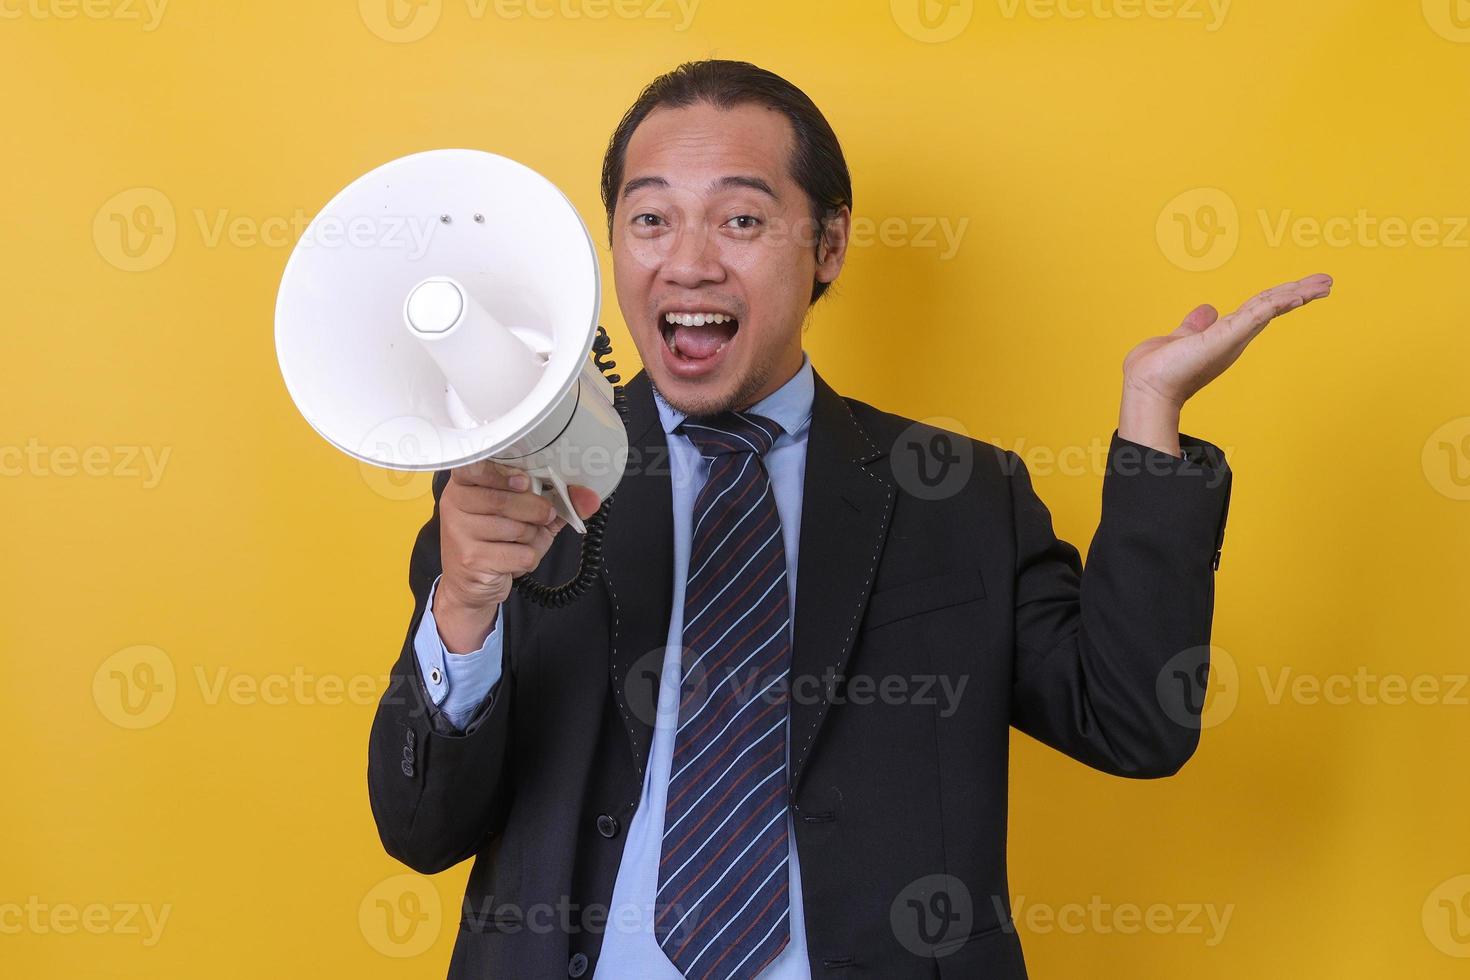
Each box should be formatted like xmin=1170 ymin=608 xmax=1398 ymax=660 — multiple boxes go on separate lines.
xmin=1123 ymin=273 xmax=1334 ymax=409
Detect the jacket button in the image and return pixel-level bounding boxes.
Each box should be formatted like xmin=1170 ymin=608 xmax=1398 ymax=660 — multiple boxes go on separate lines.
xmin=568 ymin=952 xmax=588 ymax=977
xmin=596 ymin=814 xmax=619 ymax=838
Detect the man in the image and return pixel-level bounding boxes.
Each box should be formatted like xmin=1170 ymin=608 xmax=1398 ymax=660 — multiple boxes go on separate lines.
xmin=368 ymin=60 xmax=1332 ymax=979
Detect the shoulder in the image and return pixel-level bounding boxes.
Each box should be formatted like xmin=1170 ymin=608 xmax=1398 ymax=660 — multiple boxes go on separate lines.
xmin=838 ymin=394 xmax=1020 ymax=489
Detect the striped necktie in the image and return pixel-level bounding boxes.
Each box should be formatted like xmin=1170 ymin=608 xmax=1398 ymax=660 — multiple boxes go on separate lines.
xmin=654 ymin=410 xmax=792 ymax=980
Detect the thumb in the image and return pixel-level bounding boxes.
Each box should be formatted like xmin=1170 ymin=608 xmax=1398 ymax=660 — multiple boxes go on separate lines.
xmin=569 ymin=485 xmax=603 ymax=520
xmin=1170 ymin=303 xmax=1219 ymax=337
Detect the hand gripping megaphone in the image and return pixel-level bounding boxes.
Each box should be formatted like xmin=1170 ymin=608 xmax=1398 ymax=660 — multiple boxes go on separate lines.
xmin=274 ymin=149 xmax=628 ymax=606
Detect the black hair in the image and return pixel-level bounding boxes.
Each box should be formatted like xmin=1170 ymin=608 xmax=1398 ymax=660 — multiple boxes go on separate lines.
xmin=600 ymin=60 xmax=852 ymax=303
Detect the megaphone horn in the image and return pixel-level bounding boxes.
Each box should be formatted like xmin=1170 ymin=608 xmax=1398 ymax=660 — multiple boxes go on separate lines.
xmin=274 ymin=149 xmax=629 ymax=606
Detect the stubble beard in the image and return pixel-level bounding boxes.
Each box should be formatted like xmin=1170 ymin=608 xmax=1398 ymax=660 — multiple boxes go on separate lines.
xmin=651 ymin=354 xmax=775 ymax=420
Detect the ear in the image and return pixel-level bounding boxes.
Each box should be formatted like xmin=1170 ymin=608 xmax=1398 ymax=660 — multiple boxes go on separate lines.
xmin=814 ymin=205 xmax=851 ymax=285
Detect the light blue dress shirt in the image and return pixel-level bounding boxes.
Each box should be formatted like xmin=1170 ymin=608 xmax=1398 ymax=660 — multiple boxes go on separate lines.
xmin=414 ymin=352 xmax=816 ymax=979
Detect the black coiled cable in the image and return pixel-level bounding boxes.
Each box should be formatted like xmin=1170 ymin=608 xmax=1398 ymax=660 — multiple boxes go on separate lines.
xmin=511 ymin=326 xmax=625 ymax=608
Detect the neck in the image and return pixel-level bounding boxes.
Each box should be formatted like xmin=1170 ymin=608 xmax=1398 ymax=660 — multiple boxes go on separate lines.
xmin=736 ymin=346 xmax=803 ymax=410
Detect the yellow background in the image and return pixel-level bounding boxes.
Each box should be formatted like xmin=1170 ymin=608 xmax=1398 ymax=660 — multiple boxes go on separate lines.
xmin=4 ymin=0 xmax=1469 ymax=976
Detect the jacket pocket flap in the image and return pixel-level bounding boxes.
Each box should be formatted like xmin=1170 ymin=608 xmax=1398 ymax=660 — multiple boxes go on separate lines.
xmin=863 ymin=569 xmax=986 ymax=631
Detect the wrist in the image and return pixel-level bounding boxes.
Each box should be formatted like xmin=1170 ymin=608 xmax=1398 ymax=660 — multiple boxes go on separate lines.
xmin=1118 ymin=382 xmax=1183 ymax=458
xmin=433 ymin=579 xmax=501 ymax=655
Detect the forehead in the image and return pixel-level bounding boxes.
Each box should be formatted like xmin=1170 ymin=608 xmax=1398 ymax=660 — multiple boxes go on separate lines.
xmin=622 ymin=101 xmax=796 ymax=190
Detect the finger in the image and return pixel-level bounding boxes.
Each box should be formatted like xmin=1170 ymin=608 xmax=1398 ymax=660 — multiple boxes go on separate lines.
xmin=456 ymin=513 xmax=547 ymax=546
xmin=528 ymin=523 xmax=556 ymax=555
xmin=452 ymin=460 xmax=531 ymax=491
xmin=466 ymin=541 xmax=542 ymax=576
xmin=1238 ymin=274 xmax=1333 ymax=323
xmin=1296 ymin=271 xmax=1335 ymax=295
xmin=1169 ymin=303 xmax=1219 ymax=337
xmin=451 ymin=484 xmax=559 ymax=525
xmin=1208 ymin=273 xmax=1334 ymax=347
xmin=487 ymin=521 xmax=556 ymax=557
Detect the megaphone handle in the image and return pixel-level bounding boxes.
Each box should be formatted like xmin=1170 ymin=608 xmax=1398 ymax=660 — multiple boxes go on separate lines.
xmin=511 ymin=325 xmax=622 ymax=609
xmin=528 ymin=465 xmax=586 ymax=535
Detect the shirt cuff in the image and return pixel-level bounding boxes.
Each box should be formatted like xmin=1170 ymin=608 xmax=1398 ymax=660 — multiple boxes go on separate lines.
xmin=412 ymin=574 xmax=505 ymax=731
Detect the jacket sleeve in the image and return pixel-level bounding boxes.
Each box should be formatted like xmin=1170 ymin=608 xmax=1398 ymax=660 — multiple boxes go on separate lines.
xmin=1007 ymin=430 xmax=1233 ymax=778
xmin=367 ymin=469 xmax=518 ymax=874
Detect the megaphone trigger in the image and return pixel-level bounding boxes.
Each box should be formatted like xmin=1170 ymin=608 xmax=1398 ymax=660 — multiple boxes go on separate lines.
xmin=525 ymin=464 xmax=587 ymax=536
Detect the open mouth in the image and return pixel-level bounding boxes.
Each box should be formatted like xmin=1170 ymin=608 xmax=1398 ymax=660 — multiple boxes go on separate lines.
xmin=659 ymin=310 xmax=740 ymax=363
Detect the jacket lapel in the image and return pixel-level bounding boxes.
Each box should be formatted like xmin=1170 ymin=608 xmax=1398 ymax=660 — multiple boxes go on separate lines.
xmin=601 ymin=370 xmax=674 ymax=781
xmin=789 ymin=369 xmax=894 ymax=792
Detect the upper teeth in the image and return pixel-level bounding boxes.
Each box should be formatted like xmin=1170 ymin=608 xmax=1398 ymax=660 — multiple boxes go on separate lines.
xmin=665 ymin=312 xmax=734 ymax=327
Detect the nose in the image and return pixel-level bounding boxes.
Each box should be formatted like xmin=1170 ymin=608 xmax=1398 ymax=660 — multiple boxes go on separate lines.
xmin=661 ymin=217 xmax=725 ymax=289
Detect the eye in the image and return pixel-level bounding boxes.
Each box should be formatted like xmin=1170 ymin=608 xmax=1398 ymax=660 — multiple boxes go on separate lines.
xmin=725 ymin=215 xmax=762 ymax=231
xmin=632 ymin=213 xmax=665 ymax=228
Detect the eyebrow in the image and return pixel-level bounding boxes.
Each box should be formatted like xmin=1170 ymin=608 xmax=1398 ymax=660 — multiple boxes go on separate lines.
xmin=620 ymin=175 xmax=780 ymax=201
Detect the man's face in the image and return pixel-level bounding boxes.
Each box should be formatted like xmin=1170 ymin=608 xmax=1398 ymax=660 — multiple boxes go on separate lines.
xmin=610 ymin=101 xmax=848 ymax=417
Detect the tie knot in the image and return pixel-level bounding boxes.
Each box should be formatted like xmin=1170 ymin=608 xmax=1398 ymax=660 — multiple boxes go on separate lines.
xmin=677 ymin=411 xmax=781 ymax=458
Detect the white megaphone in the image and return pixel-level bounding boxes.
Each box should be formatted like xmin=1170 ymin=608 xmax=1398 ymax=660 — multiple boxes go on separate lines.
xmin=274 ymin=149 xmax=628 ymax=549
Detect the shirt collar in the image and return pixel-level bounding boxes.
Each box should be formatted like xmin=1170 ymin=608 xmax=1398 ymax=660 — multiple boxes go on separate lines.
xmin=654 ymin=350 xmax=814 ymax=440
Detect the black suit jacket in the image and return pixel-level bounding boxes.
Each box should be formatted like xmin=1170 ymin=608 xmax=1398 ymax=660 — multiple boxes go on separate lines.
xmin=368 ymin=367 xmax=1233 ymax=979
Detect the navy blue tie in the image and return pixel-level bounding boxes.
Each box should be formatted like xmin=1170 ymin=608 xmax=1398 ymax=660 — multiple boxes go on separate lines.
xmin=654 ymin=411 xmax=792 ymax=980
